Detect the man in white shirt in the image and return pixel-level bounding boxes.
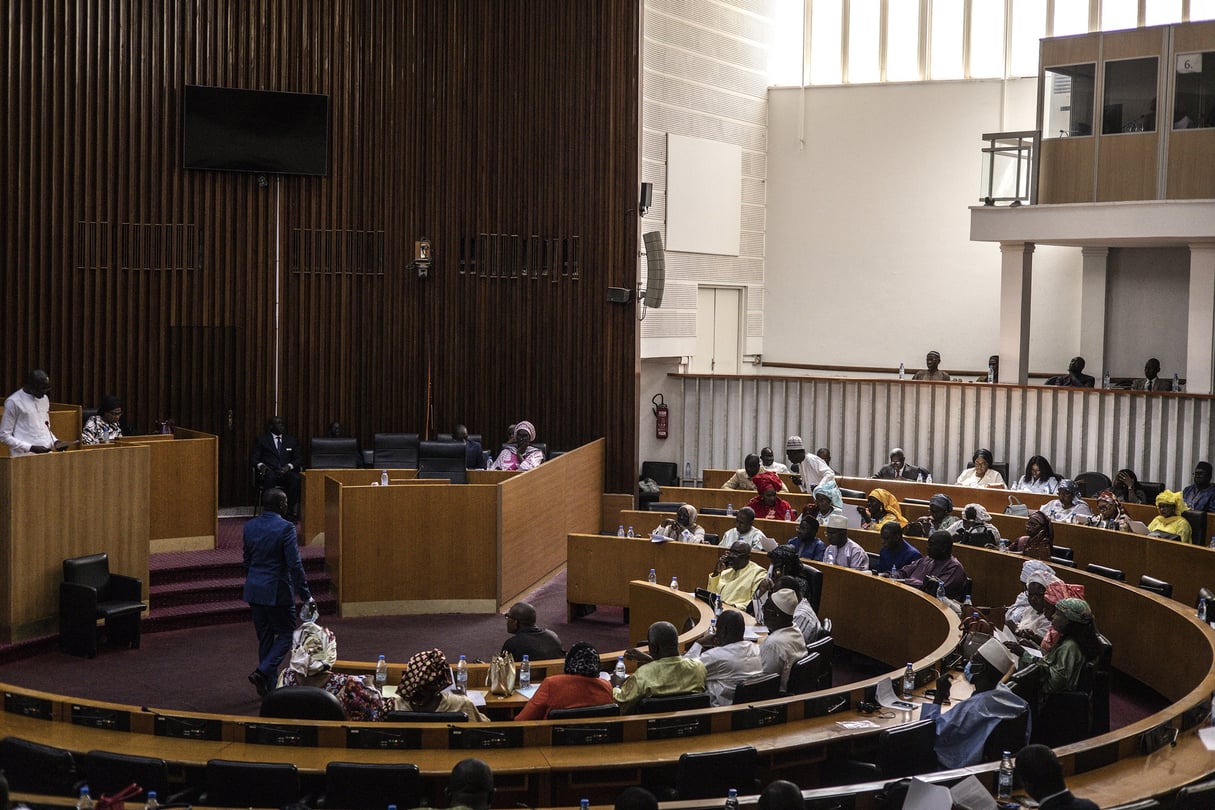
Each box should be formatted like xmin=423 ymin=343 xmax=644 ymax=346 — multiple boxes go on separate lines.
xmin=759 ymin=588 xmax=808 ymax=691
xmin=821 ymin=514 xmax=870 ymax=571
xmin=785 ymin=435 xmax=835 ymax=492
xmin=719 ymin=507 xmax=775 ymax=552
xmin=684 ymin=609 xmax=763 ymax=706
xmin=0 ymin=369 xmax=60 ymax=456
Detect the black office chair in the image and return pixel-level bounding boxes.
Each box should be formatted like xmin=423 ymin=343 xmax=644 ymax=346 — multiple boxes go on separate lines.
xmin=548 ymin=703 xmax=621 ymax=720
xmin=1183 ymin=509 xmax=1207 ymax=545
xmin=1138 ymin=481 xmax=1165 ymax=502
xmin=384 ymin=710 xmax=468 ymax=722
xmin=1173 ymin=776 xmax=1215 ymax=809
xmin=875 ymin=718 xmax=939 ymax=778
xmin=321 ymin=762 xmax=422 ymax=810
xmin=1086 ymin=562 xmax=1126 ymax=582
xmin=1074 ymin=471 xmax=1113 ymax=497
xmin=310 ymin=437 xmax=362 ymax=468
xmin=701 ymin=507 xmax=730 ymax=516
xmin=1138 ymin=575 xmax=1173 ymax=599
xmin=417 ymin=439 xmax=468 ymax=483
xmin=635 ymin=692 xmax=710 ymax=714
xmin=80 ymin=750 xmax=171 ymax=800
xmin=1052 ymin=545 xmax=1075 ymax=561
xmin=1051 ymin=555 xmax=1077 ymax=568
xmin=703 ymin=532 xmax=720 ymax=544
xmin=732 ymin=673 xmax=781 ymax=704
xmin=801 ymin=564 xmax=824 ymax=612
xmin=372 ymin=433 xmax=420 ymax=468
xmin=671 ymin=746 xmax=759 ymax=800
xmin=866 ymin=551 xmax=881 ymax=570
xmin=647 ymin=501 xmax=683 ymax=512
xmin=203 ymin=759 xmax=301 ymax=808
xmin=259 ymin=685 xmax=347 ymax=720
xmin=839 ymin=488 xmax=866 ymax=499
xmin=0 ymin=736 xmax=81 ymax=796
xmin=640 ymin=461 xmax=680 ymax=487
xmin=785 ymin=651 xmax=825 ymax=695
xmin=59 ymin=552 xmax=147 ymax=658
xmin=979 ymin=710 xmax=1030 ymax=763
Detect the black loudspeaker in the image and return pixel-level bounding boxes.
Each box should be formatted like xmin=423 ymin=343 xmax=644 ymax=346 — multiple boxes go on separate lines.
xmin=642 ymin=230 xmax=665 ymax=308
xmin=639 ymin=182 xmax=653 ymax=216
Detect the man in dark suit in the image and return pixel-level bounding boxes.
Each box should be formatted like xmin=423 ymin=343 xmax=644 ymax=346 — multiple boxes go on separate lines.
xmin=455 ymin=423 xmax=485 ymax=469
xmin=873 ymin=448 xmax=926 ymax=481
xmin=1013 ymin=744 xmax=1099 ymax=809
xmin=243 ymin=487 xmax=313 ymax=696
xmin=252 ymin=415 xmax=303 ymax=518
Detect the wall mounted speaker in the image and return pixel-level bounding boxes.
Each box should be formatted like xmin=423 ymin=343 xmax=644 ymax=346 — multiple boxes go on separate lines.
xmin=639 ymin=182 xmax=653 ymax=216
xmin=642 ymin=230 xmax=665 ymax=308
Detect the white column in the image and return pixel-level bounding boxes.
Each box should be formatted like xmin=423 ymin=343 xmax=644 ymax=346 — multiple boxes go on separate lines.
xmin=1079 ymin=247 xmax=1109 ymax=379
xmin=1187 ymin=243 xmax=1215 ymax=394
xmin=999 ymin=242 xmax=1034 ymax=385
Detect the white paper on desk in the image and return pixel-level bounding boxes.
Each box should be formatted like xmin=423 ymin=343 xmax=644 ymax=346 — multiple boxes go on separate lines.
xmin=1128 ymin=519 xmax=1149 ymax=534
xmin=903 ymin=779 xmax=952 ymax=810
xmin=949 ymin=775 xmax=998 ymax=810
xmin=443 ymin=685 xmax=487 ymax=706
xmin=836 ymin=719 xmax=880 ymax=729
xmin=1199 ymin=726 xmax=1215 ymax=751
xmin=875 ymin=676 xmax=916 ymax=711
xmin=514 ymin=684 xmax=539 ymax=699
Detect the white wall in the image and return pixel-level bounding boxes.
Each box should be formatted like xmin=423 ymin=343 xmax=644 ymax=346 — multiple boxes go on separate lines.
xmin=1106 ymin=247 xmax=1190 ymax=377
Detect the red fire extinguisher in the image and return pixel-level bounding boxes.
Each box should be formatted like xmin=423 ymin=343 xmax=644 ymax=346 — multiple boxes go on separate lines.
xmin=652 ymin=393 xmax=669 ymax=440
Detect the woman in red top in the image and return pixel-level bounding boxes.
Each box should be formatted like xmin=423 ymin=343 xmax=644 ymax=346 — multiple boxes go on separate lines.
xmin=746 ymin=472 xmax=796 ymax=521
xmin=514 ymin=642 xmax=614 ymax=720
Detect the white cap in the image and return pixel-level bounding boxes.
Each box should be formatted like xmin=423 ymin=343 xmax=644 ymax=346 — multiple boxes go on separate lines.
xmin=770 ymin=588 xmax=798 ymax=615
xmin=826 ymin=514 xmax=849 ymax=530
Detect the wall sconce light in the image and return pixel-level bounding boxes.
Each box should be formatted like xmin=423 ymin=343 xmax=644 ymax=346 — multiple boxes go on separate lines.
xmin=414 ymin=238 xmax=431 ymax=278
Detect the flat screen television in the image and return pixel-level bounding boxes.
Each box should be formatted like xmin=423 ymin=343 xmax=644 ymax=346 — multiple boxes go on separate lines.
xmin=183 ymin=85 xmax=329 ymax=176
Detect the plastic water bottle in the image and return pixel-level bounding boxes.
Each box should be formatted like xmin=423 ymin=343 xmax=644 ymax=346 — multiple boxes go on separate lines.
xmin=1200 ymin=598 xmax=1208 ymax=623
xmin=144 ymin=791 xmax=159 ymax=810
xmin=999 ymin=536 xmax=1008 ymax=552
xmin=709 ymin=618 xmax=717 ymax=636
xmin=997 ymin=751 xmax=1014 ymax=800
xmin=726 ymin=503 xmax=734 ymax=516
xmin=455 ymin=655 xmax=468 ymax=694
xmin=680 ymin=528 xmax=692 ymax=543
xmin=1103 ymin=370 xmax=1111 ymax=389
xmin=988 ymin=364 xmax=995 ymax=383
xmin=684 ymin=461 xmax=692 ymax=480
xmin=581 ymin=800 xmax=590 ymax=810
xmin=670 ymin=575 xmax=679 ymax=590
xmin=648 ymin=568 xmax=657 ymax=584
xmin=299 ymin=599 xmax=318 ymax=623
xmin=925 ymin=473 xmax=932 ymax=484
xmin=898 ymin=362 xmax=905 ymax=380
xmin=936 ymin=581 xmax=947 ymax=602
xmin=615 ymin=656 xmax=627 ymax=679
xmin=519 ymin=655 xmax=531 ymax=689
xmin=77 ymin=787 xmax=94 ymax=810
xmin=375 ymin=654 xmax=388 ymax=693
xmin=725 ymin=788 xmax=740 ymax=810
xmin=902 ymin=663 xmax=915 ymax=697
xmin=626 ymin=525 xmax=635 ymax=538
xmin=380 ymin=469 xmax=389 ymax=486
xmin=617 ymin=524 xmax=626 ymax=537
xmin=1173 ymin=373 xmax=1181 ymax=392
xmin=916 ymin=471 xmax=923 ymax=483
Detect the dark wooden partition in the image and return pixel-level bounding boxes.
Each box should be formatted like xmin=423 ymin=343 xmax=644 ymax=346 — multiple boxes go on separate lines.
xmin=0 ymin=0 xmax=641 ymax=503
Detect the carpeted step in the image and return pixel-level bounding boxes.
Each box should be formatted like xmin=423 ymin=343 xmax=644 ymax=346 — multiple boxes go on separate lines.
xmin=144 ymin=594 xmax=337 ymax=634
xmin=150 ymin=576 xmax=333 ymax=609
xmin=150 ymin=546 xmax=328 ymax=587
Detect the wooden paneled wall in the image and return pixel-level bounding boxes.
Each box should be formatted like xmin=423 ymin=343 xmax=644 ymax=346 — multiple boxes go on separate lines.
xmin=0 ymin=0 xmax=641 ymax=503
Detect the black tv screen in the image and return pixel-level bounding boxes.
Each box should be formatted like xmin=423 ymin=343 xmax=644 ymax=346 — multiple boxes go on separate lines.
xmin=183 ymin=85 xmax=329 ymax=176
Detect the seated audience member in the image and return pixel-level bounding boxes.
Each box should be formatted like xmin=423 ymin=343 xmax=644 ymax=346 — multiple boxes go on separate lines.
xmin=709 ymin=540 xmax=769 ymax=611
xmin=615 ymin=787 xmax=659 ymax=810
xmin=785 ymin=509 xmax=826 ymax=561
xmin=1183 ymin=461 xmax=1215 ymax=512
xmin=757 ymin=550 xmax=824 ymax=642
xmin=1012 ymin=744 xmax=1100 ymax=810
xmin=612 ymin=621 xmax=706 ymax=713
xmin=922 ymin=638 xmax=1028 ymax=768
xmin=890 ymin=531 xmax=968 ymax=600
xmin=252 ymin=415 xmax=303 ymax=518
xmin=502 ymin=602 xmax=564 ymax=661
xmin=653 ymin=503 xmax=707 ymax=543
xmin=1147 ymin=489 xmax=1192 ymax=542
xmin=1040 ymin=479 xmax=1092 ymax=524
xmin=1038 ymin=579 xmax=1086 ymax=653
xmin=919 ymin=493 xmax=960 ymax=535
xmin=874 ymin=522 xmax=922 ymax=574
xmin=1006 ymin=567 xmax=1058 ymax=646
xmin=1003 ymin=560 xmax=1055 ymax=630
xmin=80 ymin=395 xmax=124 ymax=445
xmin=1009 ymin=510 xmax=1054 ymax=558
xmin=758 ymin=780 xmax=805 ymax=810
xmin=447 ymin=758 xmax=494 ymax=810
xmin=1008 ymin=597 xmax=1100 ymax=697
xmin=759 ymin=589 xmax=809 ymax=691
xmin=276 ymin=620 xmax=387 ymax=721
xmin=912 ymin=350 xmax=951 ymax=381
xmin=683 ymin=608 xmax=763 ymax=706
xmin=873 ymin=447 xmax=925 ymax=481
xmin=748 ymin=471 xmax=796 ymax=521
xmin=489 ymin=421 xmax=544 ymax=471
xmin=720 ymin=506 xmax=775 ymax=551
xmin=1011 ymin=455 xmax=1061 ymax=494
xmin=395 ymin=649 xmax=488 ymax=721
xmin=976 ymin=354 xmax=1000 ymax=383
xmin=760 ymin=446 xmax=790 ymax=474
xmin=722 ymin=453 xmax=762 ymax=491
xmin=953 ymin=503 xmax=1002 ymax=547
xmin=1085 ymin=489 xmax=1130 ymax=531
xmin=821 ymin=514 xmax=870 ymax=571
xmin=815 ymin=447 xmax=834 ymax=471
xmin=1131 ymin=357 xmax=1170 ymax=392
xmin=955 ymin=448 xmax=1006 ymax=488
xmin=514 ymin=642 xmax=613 ymax=720
xmin=1044 ymin=356 xmax=1096 ymax=388
xmin=810 ymin=479 xmax=846 ymax=523
xmin=860 ymin=488 xmax=907 ymax=530
xmin=454 ymin=424 xmax=485 ymax=469
xmin=1112 ymin=468 xmax=1148 ymax=504
xmin=786 ymin=434 xmax=835 ymax=492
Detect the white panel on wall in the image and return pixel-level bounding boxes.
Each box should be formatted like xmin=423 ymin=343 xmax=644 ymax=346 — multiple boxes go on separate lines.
xmin=667 ymin=134 xmax=743 ymax=256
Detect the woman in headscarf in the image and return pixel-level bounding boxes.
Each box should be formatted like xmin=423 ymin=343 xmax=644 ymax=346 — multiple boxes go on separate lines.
xmin=747 ymin=471 xmax=796 ymax=520
xmin=1008 ymin=597 xmax=1100 ymax=697
xmin=1004 ymin=560 xmax=1056 ymax=628
xmin=277 ymin=621 xmax=388 ymax=721
xmin=953 ymin=503 xmax=1002 ymax=547
xmin=488 ymin=421 xmax=544 ymax=471
xmin=1038 ymin=579 xmax=1086 ymax=653
xmin=1085 ymin=490 xmax=1130 ymax=531
xmin=955 ymin=448 xmax=1007 ymax=488
xmin=1040 ymin=479 xmax=1092 ymax=524
xmin=394 ymin=649 xmax=489 ymax=721
xmin=860 ymin=488 xmax=907 ymax=530
xmin=80 ymin=395 xmax=124 ymax=445
xmin=1147 ymin=489 xmax=1191 ymax=542
xmin=652 ymin=504 xmax=706 ymax=543
xmin=811 ymin=479 xmax=845 ymax=523
xmin=1011 ymin=455 xmax=1061 ymax=494
xmin=918 ymin=493 xmax=960 ymax=534
xmin=1009 ymin=510 xmax=1054 ymax=559
xmin=514 ymin=642 xmax=614 ymax=721
xmin=1010 ymin=569 xmax=1059 ymax=645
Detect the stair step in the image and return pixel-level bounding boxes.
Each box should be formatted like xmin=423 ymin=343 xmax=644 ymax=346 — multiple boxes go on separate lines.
xmin=150 ymin=577 xmax=333 ymax=609
xmin=144 ymin=596 xmax=337 ymax=634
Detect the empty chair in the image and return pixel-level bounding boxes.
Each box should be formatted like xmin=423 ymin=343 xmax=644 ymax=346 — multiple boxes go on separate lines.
xmin=0 ymin=737 xmax=80 ymax=796
xmin=1173 ymin=776 xmax=1215 ymax=810
xmin=1086 ymin=562 xmax=1126 ymax=582
xmin=417 ymin=440 xmax=468 ymax=483
xmin=373 ymin=433 xmax=419 ymax=468
xmin=260 ymin=685 xmax=347 ymax=720
xmin=1051 ymin=555 xmax=1077 ymax=568
xmin=547 ymin=703 xmax=621 ymax=720
xmin=876 ymin=718 xmax=939 ymax=778
xmin=866 ymin=551 xmax=881 ymax=570
xmin=1138 ymin=481 xmax=1166 ymax=502
xmin=384 ymin=710 xmax=468 ymax=722
xmin=672 ymin=746 xmax=759 ymax=800
xmin=204 ymin=759 xmax=301 ymax=808
xmin=646 ymin=502 xmax=683 ymax=513
xmin=322 ymin=762 xmax=422 ymax=810
xmin=1183 ymin=509 xmax=1208 ymax=545
xmin=703 ymin=533 xmax=720 ymax=544
xmin=1052 ymin=545 xmax=1075 ymax=561
xmin=700 ymin=507 xmax=730 ymax=516
xmin=732 ymin=672 xmax=782 ymax=704
xmin=785 ymin=652 xmax=827 ymax=695
xmin=310 ymin=437 xmax=362 ymax=468
xmin=979 ymin=710 xmax=1030 ymax=764
xmin=59 ymin=552 xmax=147 ymax=658
xmin=640 ymin=461 xmax=680 ymax=487
xmin=635 ymin=692 xmax=710 ymax=714
xmin=1138 ymin=575 xmax=1173 ymax=599
xmin=80 ymin=750 xmax=170 ymax=800
xmin=801 ymin=564 xmax=824 ymax=612
xmin=1074 ymin=471 xmax=1113 ymax=497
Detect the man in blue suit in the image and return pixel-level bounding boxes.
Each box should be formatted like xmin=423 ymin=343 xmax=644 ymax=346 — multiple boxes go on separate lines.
xmin=244 ymin=487 xmax=313 ymax=696
xmin=455 ymin=424 xmax=485 ymax=469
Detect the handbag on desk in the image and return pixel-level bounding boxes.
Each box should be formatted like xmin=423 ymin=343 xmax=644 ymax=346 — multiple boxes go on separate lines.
xmin=487 ymin=651 xmax=517 ymax=696
xmin=1004 ymin=496 xmax=1029 ymax=517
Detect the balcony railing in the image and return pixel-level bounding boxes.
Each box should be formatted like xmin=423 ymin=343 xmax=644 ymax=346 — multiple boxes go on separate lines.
xmin=979 ymin=130 xmax=1037 ymax=206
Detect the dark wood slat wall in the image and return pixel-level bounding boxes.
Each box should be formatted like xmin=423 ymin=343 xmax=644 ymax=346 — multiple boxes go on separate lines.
xmin=1 ymin=0 xmax=640 ymax=503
